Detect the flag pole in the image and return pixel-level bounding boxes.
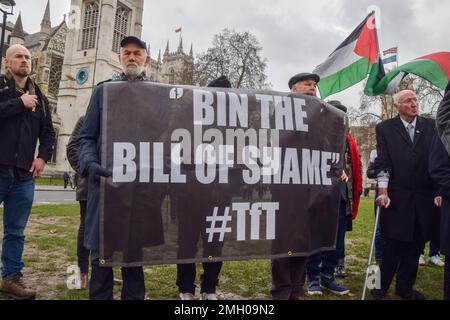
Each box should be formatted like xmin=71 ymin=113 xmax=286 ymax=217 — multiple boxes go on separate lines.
xmin=176 ymin=26 xmax=182 ymax=42
xmin=362 ymin=206 xmax=382 ymax=300
xmin=372 ymin=11 xmax=383 ymax=66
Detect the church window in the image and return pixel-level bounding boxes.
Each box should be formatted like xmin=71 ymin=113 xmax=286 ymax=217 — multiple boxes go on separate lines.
xmin=43 ymin=69 xmax=50 ymax=82
xmin=112 ymin=4 xmax=131 ymax=53
xmin=81 ymin=1 xmax=99 ymax=50
xmin=49 ymin=55 xmax=64 ymax=97
xmin=169 ymin=68 xmax=175 ymax=84
xmin=50 ymin=130 xmax=58 ymax=164
xmin=31 ymin=58 xmax=38 ymax=74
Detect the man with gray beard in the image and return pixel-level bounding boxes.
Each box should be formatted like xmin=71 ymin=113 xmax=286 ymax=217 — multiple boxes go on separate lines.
xmin=78 ymin=36 xmax=151 ymax=300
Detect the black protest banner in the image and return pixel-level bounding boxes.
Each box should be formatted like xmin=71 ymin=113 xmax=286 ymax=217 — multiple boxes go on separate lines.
xmin=100 ymin=81 xmax=347 ymax=266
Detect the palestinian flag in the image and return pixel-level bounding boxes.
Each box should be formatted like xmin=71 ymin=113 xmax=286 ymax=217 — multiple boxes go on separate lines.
xmin=365 ymin=52 xmax=450 ymax=95
xmin=314 ymin=12 xmax=380 ymax=99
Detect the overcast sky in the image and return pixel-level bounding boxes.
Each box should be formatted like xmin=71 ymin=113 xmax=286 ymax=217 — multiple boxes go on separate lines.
xmin=8 ymin=0 xmax=450 ymax=111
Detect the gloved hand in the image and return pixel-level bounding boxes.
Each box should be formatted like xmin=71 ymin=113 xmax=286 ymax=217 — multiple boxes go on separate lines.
xmin=88 ymin=162 xmax=112 ymax=178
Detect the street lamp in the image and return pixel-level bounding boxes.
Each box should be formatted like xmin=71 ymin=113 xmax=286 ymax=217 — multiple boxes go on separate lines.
xmin=0 ymin=0 xmax=16 ymax=72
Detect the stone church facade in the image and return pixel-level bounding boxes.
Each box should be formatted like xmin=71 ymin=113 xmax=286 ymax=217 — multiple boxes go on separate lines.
xmin=5 ymin=0 xmax=194 ymax=173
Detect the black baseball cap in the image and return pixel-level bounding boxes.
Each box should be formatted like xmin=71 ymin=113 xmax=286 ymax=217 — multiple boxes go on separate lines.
xmin=207 ymin=76 xmax=232 ymax=88
xmin=120 ymin=36 xmax=147 ymax=51
xmin=288 ymin=72 xmax=320 ymax=89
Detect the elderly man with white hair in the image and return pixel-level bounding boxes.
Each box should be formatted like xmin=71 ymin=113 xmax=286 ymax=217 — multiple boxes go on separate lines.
xmin=0 ymin=44 xmax=55 ymax=300
xmin=371 ymin=89 xmax=440 ymax=300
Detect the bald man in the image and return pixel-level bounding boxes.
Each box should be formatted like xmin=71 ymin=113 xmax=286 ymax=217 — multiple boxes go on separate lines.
xmin=0 ymin=44 xmax=55 ymax=300
xmin=372 ymin=90 xmax=440 ymax=300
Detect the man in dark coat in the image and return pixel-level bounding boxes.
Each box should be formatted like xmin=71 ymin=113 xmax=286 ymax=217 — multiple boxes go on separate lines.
xmin=63 ymin=171 xmax=70 ymax=189
xmin=327 ymin=100 xmax=363 ymax=278
xmin=67 ymin=116 xmax=89 ymax=289
xmin=429 ymin=122 xmax=450 ymax=300
xmin=174 ymin=76 xmax=232 ymax=300
xmin=270 ymin=73 xmax=349 ymax=299
xmin=437 ymin=81 xmax=450 ymax=155
xmin=304 ymin=99 xmax=351 ymax=296
xmin=77 ymin=36 xmax=151 ymax=300
xmin=434 ymin=81 xmax=450 ymax=300
xmin=269 ymin=72 xmax=321 ymax=300
xmin=0 ymin=44 xmax=55 ymax=300
xmin=373 ymin=89 xmax=440 ymax=300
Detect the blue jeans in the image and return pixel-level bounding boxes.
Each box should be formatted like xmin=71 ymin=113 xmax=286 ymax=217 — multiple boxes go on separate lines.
xmin=0 ymin=177 xmax=35 ymax=279
xmin=306 ymin=250 xmax=337 ymax=281
xmin=307 ymin=200 xmax=346 ymax=281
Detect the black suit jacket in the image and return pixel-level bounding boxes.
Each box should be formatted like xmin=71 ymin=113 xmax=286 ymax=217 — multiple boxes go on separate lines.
xmin=428 ymin=133 xmax=450 ymax=255
xmin=375 ymin=115 xmax=439 ymax=242
xmin=436 ymin=81 xmax=450 ymax=155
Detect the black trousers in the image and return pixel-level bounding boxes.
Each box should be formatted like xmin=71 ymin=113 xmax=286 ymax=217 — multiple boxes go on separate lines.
xmin=445 ymin=256 xmax=450 ymax=300
xmin=271 ymin=257 xmax=307 ymax=299
xmin=381 ymin=225 xmax=424 ymax=295
xmin=77 ymin=201 xmax=90 ymax=274
xmin=89 ymin=252 xmax=145 ymax=300
xmin=176 ymin=262 xmax=223 ymax=294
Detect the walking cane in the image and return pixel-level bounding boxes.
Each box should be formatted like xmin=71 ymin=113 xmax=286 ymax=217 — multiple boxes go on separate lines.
xmin=362 ymin=205 xmax=381 ymax=300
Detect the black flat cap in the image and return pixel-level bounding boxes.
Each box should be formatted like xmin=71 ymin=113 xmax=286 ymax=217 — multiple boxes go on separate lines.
xmin=120 ymin=36 xmax=147 ymax=50
xmin=328 ymin=100 xmax=347 ymax=113
xmin=288 ymin=72 xmax=320 ymax=89
xmin=207 ymin=76 xmax=232 ymax=88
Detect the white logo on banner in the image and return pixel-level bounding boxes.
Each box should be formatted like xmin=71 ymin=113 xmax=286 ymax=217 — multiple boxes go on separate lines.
xmin=366 ymin=265 xmax=381 ymax=290
xmin=170 ymin=88 xmax=184 ymax=100
xmin=66 ymin=265 xmax=81 ymax=290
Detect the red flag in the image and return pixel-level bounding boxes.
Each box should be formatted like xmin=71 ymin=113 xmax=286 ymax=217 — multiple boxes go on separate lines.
xmin=175 ymin=27 xmax=182 ymax=33
xmin=353 ymin=14 xmax=378 ymax=64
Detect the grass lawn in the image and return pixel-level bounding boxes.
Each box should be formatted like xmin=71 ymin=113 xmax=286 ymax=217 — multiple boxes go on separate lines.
xmin=0 ymin=198 xmax=445 ymax=300
xmin=34 ymin=178 xmax=65 ymax=186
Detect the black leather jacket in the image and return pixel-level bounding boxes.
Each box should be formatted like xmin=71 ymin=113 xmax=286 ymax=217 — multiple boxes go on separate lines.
xmin=0 ymin=75 xmax=55 ymax=172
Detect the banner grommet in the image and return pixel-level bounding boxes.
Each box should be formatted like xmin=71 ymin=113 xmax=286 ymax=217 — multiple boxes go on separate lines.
xmin=207 ymin=256 xmax=213 ymax=261
xmin=288 ymin=251 xmax=293 ymax=256
xmin=99 ymin=259 xmax=106 ymax=265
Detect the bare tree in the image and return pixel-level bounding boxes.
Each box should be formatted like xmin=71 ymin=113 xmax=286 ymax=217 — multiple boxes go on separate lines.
xmin=194 ymin=29 xmax=271 ymax=89
xmin=410 ymin=76 xmax=444 ymax=115
xmin=359 ymin=74 xmax=444 ymax=123
xmin=350 ymin=75 xmax=444 ymax=168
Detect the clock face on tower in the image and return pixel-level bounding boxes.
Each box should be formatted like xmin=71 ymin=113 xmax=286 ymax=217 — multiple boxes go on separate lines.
xmin=76 ymin=68 xmax=89 ymax=85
